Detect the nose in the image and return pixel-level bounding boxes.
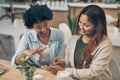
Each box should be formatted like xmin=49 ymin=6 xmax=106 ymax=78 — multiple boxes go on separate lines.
xmin=41 ymin=27 xmax=46 ymax=32
xmin=80 ymin=24 xmax=84 ymax=29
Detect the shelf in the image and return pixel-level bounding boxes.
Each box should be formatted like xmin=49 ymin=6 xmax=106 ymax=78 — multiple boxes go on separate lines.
xmin=68 ymin=2 xmax=119 ymax=9
xmin=0 ymin=2 xmax=119 ymax=12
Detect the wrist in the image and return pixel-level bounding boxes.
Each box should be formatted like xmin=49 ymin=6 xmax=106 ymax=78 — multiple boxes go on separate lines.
xmin=22 ymin=52 xmax=27 ymax=58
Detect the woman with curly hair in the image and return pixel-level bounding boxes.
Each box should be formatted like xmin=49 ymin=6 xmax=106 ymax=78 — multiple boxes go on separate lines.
xmin=11 ymin=5 xmax=65 ymax=68
xmin=43 ymin=5 xmax=113 ymax=80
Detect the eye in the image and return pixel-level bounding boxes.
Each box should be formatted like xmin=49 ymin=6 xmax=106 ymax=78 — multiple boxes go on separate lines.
xmin=78 ymin=21 xmax=82 ymax=25
xmin=35 ymin=26 xmax=41 ymax=30
xmin=37 ymin=27 xmax=41 ymax=29
xmin=44 ymin=24 xmax=47 ymax=27
xmin=84 ymin=24 xmax=89 ymax=27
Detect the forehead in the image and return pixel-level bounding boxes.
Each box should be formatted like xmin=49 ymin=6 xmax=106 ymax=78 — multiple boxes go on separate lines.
xmin=79 ymin=14 xmax=89 ymax=22
xmin=35 ymin=20 xmax=49 ymax=25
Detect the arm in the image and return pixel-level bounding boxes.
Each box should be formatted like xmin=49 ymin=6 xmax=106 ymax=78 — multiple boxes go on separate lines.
xmin=55 ymin=30 xmax=65 ymax=59
xmin=64 ymin=35 xmax=79 ymax=67
xmin=64 ymin=39 xmax=112 ymax=79
xmin=11 ymin=33 xmax=45 ymax=67
xmin=11 ymin=33 xmax=28 ymax=67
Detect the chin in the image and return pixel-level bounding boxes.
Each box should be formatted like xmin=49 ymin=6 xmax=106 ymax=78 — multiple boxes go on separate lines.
xmin=41 ymin=34 xmax=47 ymax=37
xmin=80 ymin=32 xmax=85 ymax=35
xmin=41 ymin=33 xmax=49 ymax=37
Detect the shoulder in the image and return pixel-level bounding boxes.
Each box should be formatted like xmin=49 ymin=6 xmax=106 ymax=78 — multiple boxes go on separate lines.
xmin=99 ymin=36 xmax=112 ymax=47
xmin=93 ymin=36 xmax=112 ymax=56
xmin=23 ymin=29 xmax=35 ymax=35
xmin=69 ymin=35 xmax=80 ymax=42
xmin=51 ymin=28 xmax=64 ymax=36
xmin=92 ymin=36 xmax=113 ymax=62
xmin=21 ymin=29 xmax=36 ymax=40
xmin=66 ymin=35 xmax=81 ymax=46
xmin=71 ymin=35 xmax=80 ymax=39
xmin=50 ymin=29 xmax=64 ymax=40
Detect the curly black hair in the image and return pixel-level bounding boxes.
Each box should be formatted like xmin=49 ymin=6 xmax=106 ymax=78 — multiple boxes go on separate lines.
xmin=23 ymin=4 xmax=53 ymax=29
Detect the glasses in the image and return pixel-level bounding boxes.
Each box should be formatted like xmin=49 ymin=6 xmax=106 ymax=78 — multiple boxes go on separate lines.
xmin=34 ymin=25 xmax=48 ymax=31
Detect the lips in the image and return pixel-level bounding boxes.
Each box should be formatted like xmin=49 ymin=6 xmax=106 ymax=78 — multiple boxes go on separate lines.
xmin=80 ymin=30 xmax=85 ymax=33
xmin=40 ymin=31 xmax=47 ymax=34
xmin=39 ymin=32 xmax=48 ymax=37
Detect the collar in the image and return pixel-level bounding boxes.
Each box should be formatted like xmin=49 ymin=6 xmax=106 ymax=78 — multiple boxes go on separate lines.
xmin=31 ymin=29 xmax=54 ymax=42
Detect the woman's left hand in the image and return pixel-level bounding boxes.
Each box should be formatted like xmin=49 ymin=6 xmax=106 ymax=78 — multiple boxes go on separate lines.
xmin=42 ymin=65 xmax=64 ymax=75
xmin=52 ymin=57 xmax=65 ymax=67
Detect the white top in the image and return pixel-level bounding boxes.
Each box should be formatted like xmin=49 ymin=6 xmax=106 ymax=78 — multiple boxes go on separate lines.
xmin=39 ymin=41 xmax=50 ymax=63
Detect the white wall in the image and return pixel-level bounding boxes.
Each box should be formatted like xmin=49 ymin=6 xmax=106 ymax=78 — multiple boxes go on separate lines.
xmin=0 ymin=19 xmax=27 ymax=49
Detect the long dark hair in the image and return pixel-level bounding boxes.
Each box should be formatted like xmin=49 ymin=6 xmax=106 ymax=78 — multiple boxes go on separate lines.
xmin=74 ymin=5 xmax=107 ymax=68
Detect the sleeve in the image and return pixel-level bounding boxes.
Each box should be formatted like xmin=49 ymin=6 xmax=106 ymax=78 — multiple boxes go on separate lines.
xmin=64 ymin=35 xmax=78 ymax=67
xmin=11 ymin=33 xmax=28 ymax=68
xmin=65 ymin=39 xmax=112 ymax=79
xmin=64 ymin=41 xmax=71 ymax=67
xmin=56 ymin=30 xmax=65 ymax=59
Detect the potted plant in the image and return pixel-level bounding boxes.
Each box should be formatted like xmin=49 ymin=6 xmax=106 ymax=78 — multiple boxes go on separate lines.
xmin=19 ymin=59 xmax=36 ymax=80
xmin=116 ymin=6 xmax=120 ymax=29
xmin=67 ymin=5 xmax=77 ymax=35
xmin=0 ymin=0 xmax=15 ymax=22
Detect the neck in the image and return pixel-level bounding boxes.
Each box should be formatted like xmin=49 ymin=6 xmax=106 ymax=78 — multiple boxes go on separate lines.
xmin=40 ymin=37 xmax=49 ymax=45
xmin=82 ymin=35 xmax=91 ymax=44
xmin=38 ymin=34 xmax=50 ymax=45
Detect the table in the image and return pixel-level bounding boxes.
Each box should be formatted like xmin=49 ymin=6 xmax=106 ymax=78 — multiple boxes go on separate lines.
xmin=0 ymin=59 xmax=55 ymax=80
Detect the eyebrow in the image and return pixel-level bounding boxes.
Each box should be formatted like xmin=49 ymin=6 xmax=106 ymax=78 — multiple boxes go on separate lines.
xmin=79 ymin=21 xmax=90 ymax=25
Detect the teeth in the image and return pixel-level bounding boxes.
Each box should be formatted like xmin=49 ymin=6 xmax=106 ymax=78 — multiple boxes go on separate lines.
xmin=81 ymin=30 xmax=85 ymax=33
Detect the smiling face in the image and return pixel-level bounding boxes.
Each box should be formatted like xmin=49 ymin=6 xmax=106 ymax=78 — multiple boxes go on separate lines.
xmin=33 ymin=20 xmax=50 ymax=37
xmin=79 ymin=14 xmax=94 ymax=37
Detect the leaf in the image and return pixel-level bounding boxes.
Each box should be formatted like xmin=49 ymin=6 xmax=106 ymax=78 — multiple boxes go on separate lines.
xmin=18 ymin=59 xmax=36 ymax=79
xmin=67 ymin=5 xmax=77 ymax=35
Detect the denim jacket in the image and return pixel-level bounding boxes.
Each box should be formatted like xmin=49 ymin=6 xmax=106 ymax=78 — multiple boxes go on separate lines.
xmin=11 ymin=28 xmax=65 ymax=67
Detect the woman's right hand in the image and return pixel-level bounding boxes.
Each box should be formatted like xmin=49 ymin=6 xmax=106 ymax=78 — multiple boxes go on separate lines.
xmin=52 ymin=57 xmax=65 ymax=67
xmin=23 ymin=47 xmax=46 ymax=57
xmin=15 ymin=47 xmax=46 ymax=65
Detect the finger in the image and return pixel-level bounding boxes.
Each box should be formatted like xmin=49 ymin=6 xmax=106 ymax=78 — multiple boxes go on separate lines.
xmin=43 ymin=65 xmax=52 ymax=71
xmin=25 ymin=50 xmax=37 ymax=55
xmin=52 ymin=62 xmax=58 ymax=66
xmin=42 ymin=65 xmax=48 ymax=70
xmin=43 ymin=65 xmax=50 ymax=69
xmin=38 ymin=47 xmax=47 ymax=51
xmin=53 ymin=60 xmax=61 ymax=66
xmin=32 ymin=49 xmax=38 ymax=55
xmin=54 ymin=58 xmax=58 ymax=62
xmin=52 ymin=58 xmax=59 ymax=65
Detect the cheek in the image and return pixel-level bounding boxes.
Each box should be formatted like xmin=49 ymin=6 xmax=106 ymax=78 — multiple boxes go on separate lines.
xmin=85 ymin=27 xmax=94 ymax=33
xmin=46 ymin=27 xmax=50 ymax=30
xmin=36 ymin=30 xmax=41 ymax=34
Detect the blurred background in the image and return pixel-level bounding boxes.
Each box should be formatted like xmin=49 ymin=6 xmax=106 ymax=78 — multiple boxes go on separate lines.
xmin=0 ymin=1 xmax=120 ymax=79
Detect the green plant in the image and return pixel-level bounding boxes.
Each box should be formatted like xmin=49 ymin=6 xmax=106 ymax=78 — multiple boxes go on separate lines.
xmin=117 ymin=6 xmax=120 ymax=19
xmin=116 ymin=5 xmax=120 ymax=28
xmin=19 ymin=59 xmax=36 ymax=80
xmin=67 ymin=5 xmax=77 ymax=35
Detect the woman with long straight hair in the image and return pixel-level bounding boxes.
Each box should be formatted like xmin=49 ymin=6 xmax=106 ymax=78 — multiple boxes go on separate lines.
xmin=43 ymin=5 xmax=113 ymax=80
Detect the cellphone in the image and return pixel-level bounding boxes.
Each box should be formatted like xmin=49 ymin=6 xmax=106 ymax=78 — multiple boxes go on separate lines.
xmin=25 ymin=57 xmax=41 ymax=68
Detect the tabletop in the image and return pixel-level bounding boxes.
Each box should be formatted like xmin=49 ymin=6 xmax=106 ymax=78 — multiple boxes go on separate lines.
xmin=0 ymin=59 xmax=55 ymax=80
